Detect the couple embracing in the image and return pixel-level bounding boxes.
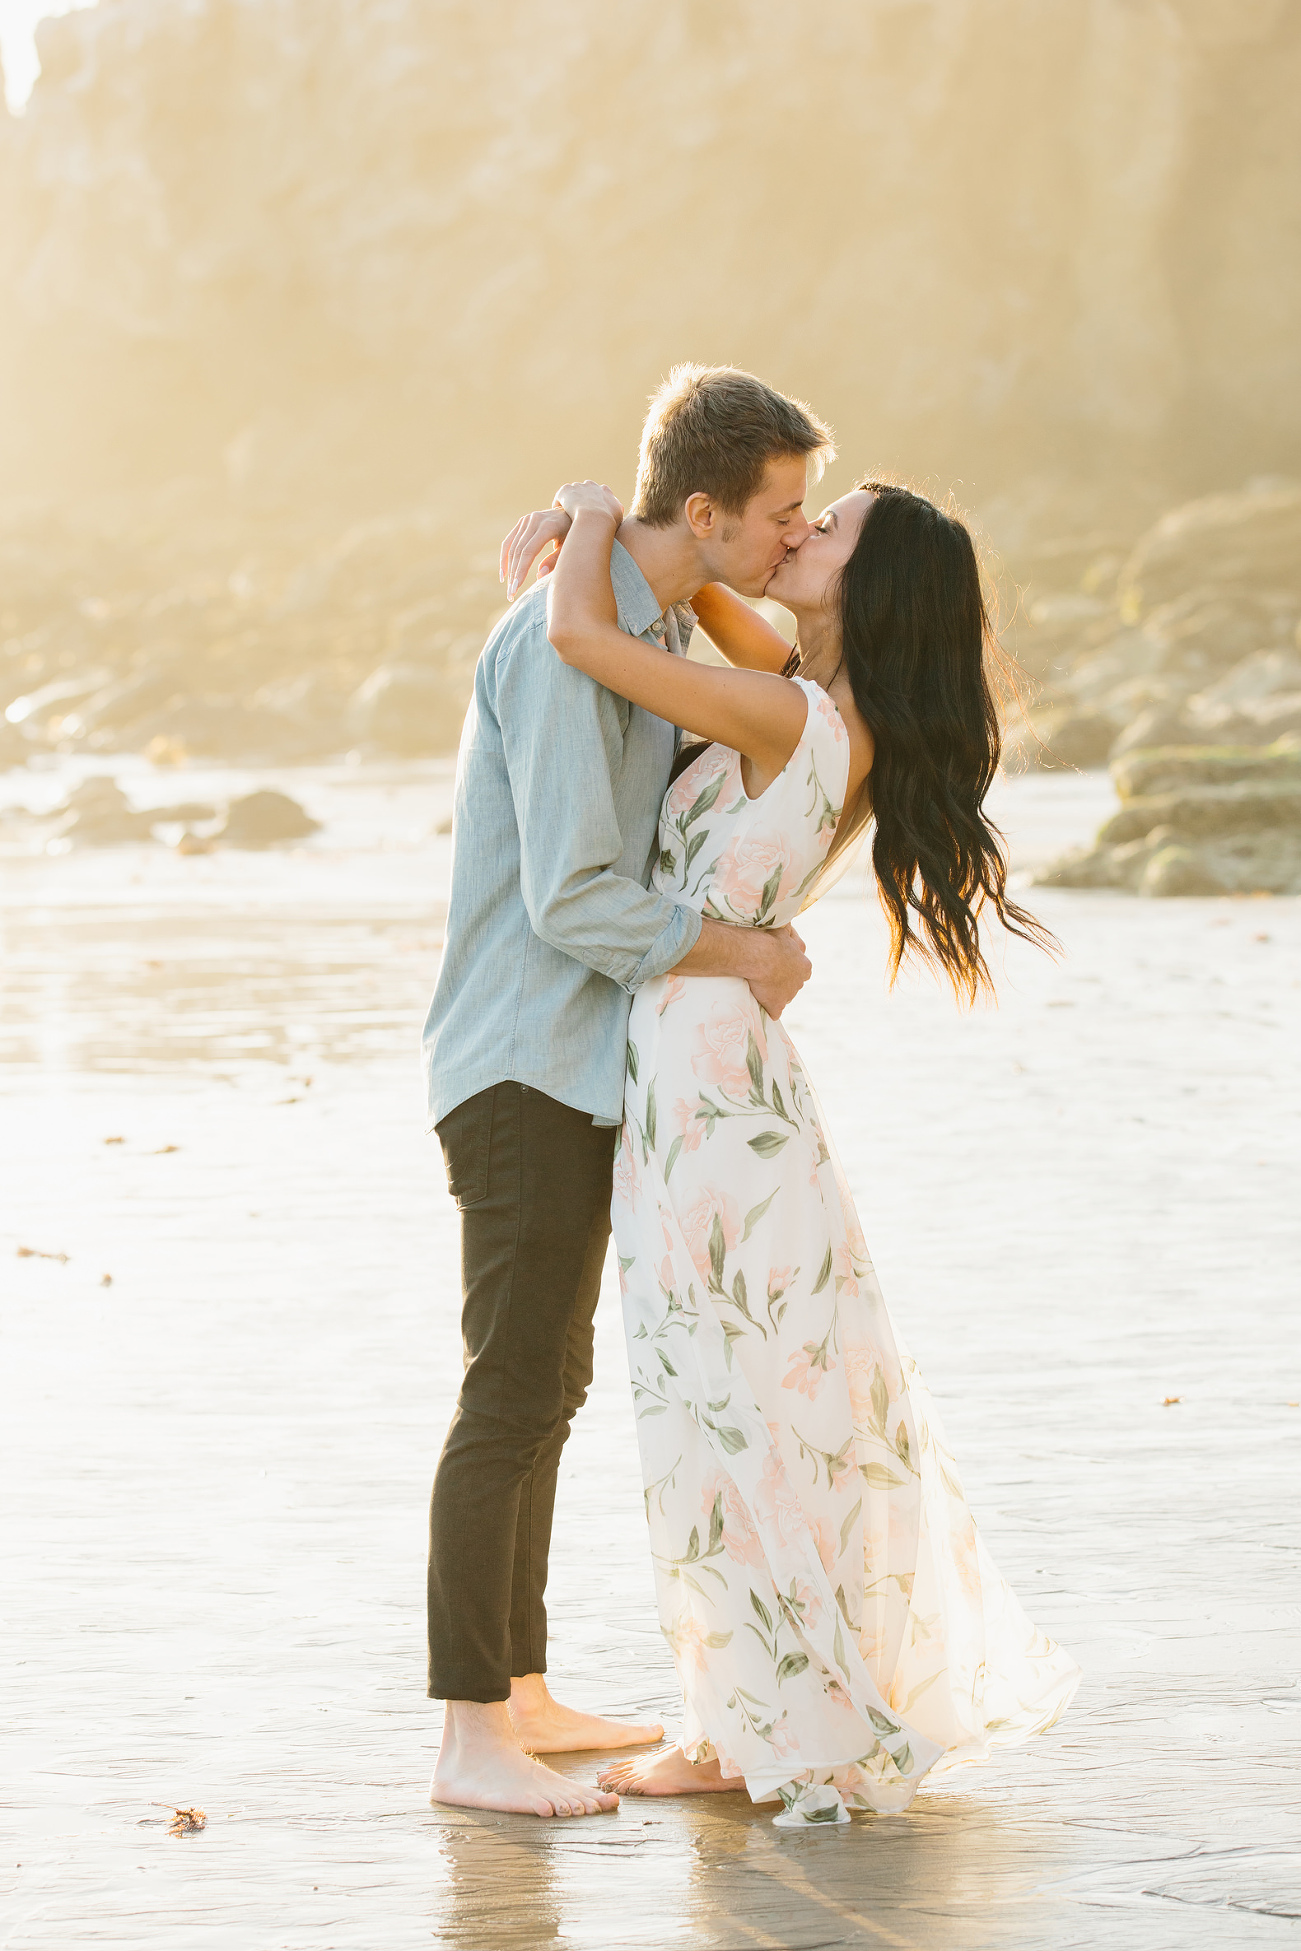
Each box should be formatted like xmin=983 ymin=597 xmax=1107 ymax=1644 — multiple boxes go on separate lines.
xmin=422 ymin=365 xmax=1079 ymax=1825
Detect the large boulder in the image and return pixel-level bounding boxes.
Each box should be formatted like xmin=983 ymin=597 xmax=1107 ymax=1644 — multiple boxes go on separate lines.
xmin=1116 ymin=484 xmax=1301 ymax=621
xmin=214 ymin=790 xmax=320 ymax=848
xmin=1035 ymin=740 xmax=1301 ymax=896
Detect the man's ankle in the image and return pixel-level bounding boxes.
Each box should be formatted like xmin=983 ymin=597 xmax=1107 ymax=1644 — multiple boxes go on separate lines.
xmin=440 ymin=1696 xmax=515 ymax=1748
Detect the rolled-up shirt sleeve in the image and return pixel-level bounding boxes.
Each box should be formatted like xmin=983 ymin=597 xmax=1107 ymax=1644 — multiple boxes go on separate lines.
xmin=493 ymin=620 xmax=702 ymax=992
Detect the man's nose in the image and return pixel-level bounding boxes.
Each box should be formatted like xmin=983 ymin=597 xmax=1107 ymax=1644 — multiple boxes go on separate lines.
xmin=785 ymin=512 xmax=811 ymax=550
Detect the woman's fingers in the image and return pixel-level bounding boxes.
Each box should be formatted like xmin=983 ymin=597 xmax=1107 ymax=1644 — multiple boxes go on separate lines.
xmin=499 ymin=515 xmax=526 ymax=585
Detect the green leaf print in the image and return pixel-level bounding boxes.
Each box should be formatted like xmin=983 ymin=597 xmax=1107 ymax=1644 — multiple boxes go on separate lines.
xmin=683 ymin=829 xmax=709 ymax=875
xmin=839 ymin=1496 xmax=863 ymax=1558
xmin=681 ymin=769 xmax=727 ymax=829
xmin=618 ymin=1254 xmax=636 ymax=1274
xmin=657 ymin=1351 xmax=678 ymax=1377
xmin=860 ymin=1461 xmax=906 ymax=1489
xmin=870 ymin=1367 xmax=890 ymax=1433
xmin=747 ymin=1130 xmax=789 ymax=1159
xmin=775 ymin=1651 xmax=810 ymax=1685
xmin=811 ymin=1243 xmax=833 ymax=1295
xmin=741 ymin=1189 xmax=778 ymax=1241
xmin=657 ymin=848 xmax=677 ymax=877
xmin=889 ymin=1743 xmax=914 ymax=1778
xmin=771 ymin=1079 xmax=788 ymax=1121
xmin=746 ymin=1032 xmax=766 ymax=1101
xmin=894 ymin=1423 xmax=913 ymax=1472
xmin=714 ymin=1425 xmax=748 ymax=1455
xmin=708 ymin=1213 xmax=726 ymax=1290
xmin=757 ymin=865 xmax=783 ymax=921
xmin=707 ymin=1492 xmax=725 ymax=1556
xmin=645 ymin=1079 xmax=658 ymax=1152
xmin=704 ymin=1631 xmax=734 ymax=1650
xmin=626 ymin=1040 xmax=639 ymax=1085
xmin=867 ymin=1706 xmax=901 ymax=1737
xmin=833 ymin=1615 xmax=850 ymax=1680
xmin=750 ymin=1591 xmax=774 ymax=1632
xmin=663 ymin=1135 xmax=683 ymax=1182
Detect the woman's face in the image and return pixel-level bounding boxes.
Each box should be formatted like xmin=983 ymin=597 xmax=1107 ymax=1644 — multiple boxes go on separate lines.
xmin=765 ymin=489 xmax=874 ymax=611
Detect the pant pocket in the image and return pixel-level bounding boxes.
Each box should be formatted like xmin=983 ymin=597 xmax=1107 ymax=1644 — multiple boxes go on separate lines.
xmin=435 ymin=1087 xmax=494 ymax=1209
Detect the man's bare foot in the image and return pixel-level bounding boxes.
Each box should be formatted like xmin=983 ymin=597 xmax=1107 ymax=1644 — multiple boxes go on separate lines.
xmin=430 ymin=1699 xmax=618 ymax=1818
xmin=597 ymin=1744 xmax=747 ymax=1796
xmin=508 ymin=1673 xmax=664 ymax=1754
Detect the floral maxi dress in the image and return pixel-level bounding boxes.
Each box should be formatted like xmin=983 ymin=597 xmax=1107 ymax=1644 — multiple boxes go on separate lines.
xmin=613 ymin=678 xmax=1080 ymax=1825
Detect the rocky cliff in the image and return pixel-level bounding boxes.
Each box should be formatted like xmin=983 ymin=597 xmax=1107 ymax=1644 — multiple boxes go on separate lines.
xmin=2 ymin=0 xmax=1299 ymax=519
xmin=1 ymin=0 xmax=1299 ymax=774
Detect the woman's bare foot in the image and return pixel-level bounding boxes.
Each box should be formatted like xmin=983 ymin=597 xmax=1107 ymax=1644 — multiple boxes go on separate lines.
xmin=430 ymin=1699 xmax=619 ymax=1818
xmin=597 ymin=1744 xmax=747 ymax=1796
xmin=508 ymin=1673 xmax=664 ymax=1753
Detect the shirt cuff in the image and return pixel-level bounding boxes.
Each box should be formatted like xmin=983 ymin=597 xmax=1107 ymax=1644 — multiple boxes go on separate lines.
xmin=621 ymin=902 xmax=702 ymax=994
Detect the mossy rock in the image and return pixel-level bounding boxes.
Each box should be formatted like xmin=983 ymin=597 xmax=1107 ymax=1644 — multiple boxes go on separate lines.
xmin=1099 ymin=782 xmax=1301 ymax=846
xmin=1111 ymin=739 xmax=1301 ymax=801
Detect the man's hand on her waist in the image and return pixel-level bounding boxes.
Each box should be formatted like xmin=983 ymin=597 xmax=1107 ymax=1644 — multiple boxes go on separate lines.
xmin=673 ymin=918 xmax=811 ymax=1018
xmin=745 ymin=924 xmax=811 ymax=1020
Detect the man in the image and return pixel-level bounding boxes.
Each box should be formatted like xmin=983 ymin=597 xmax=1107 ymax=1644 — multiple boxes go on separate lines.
xmin=423 ymin=364 xmax=835 ymax=1817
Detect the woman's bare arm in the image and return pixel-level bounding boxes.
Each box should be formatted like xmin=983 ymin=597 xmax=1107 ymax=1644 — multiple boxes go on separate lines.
xmin=690 ymin=583 xmax=794 ymax=673
xmin=545 ymin=487 xmax=808 ymax=789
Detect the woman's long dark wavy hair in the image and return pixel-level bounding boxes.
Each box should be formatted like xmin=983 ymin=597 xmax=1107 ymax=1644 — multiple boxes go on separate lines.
xmin=814 ymin=479 xmax=1053 ymax=1002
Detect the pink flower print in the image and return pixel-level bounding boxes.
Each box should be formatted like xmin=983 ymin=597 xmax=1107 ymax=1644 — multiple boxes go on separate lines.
xmin=768 ymin=1717 xmax=800 ymax=1760
xmin=665 ymin=1611 xmax=710 ymax=1671
xmin=810 ymin=1516 xmax=840 ymax=1574
xmin=767 ymin=1266 xmax=795 ymax=1304
xmin=843 ymin=1344 xmax=882 ymax=1423
xmin=702 ymin=1469 xmax=765 ymax=1569
xmin=755 ymin=1436 xmax=806 ymax=1550
xmin=657 ymin=974 xmax=687 ymax=1016
xmin=788 ymin=1575 xmax=823 ymax=1630
xmin=825 ymin=1444 xmax=857 ymax=1494
xmin=680 ymin=1186 xmax=742 ymax=1285
xmin=708 ymin=835 xmax=792 ymax=922
xmin=666 ymin=753 xmax=727 ymax=821
xmin=690 ymin=999 xmax=766 ymax=1100
xmin=833 ymin=1240 xmax=859 ymax=1300
xmin=611 ymin=1125 xmax=641 ymax=1209
xmin=814 ymin=690 xmax=848 ymax=743
xmin=825 ymin=1679 xmax=856 ymax=1714
xmin=782 ymin=1342 xmax=837 ymax=1401
xmin=673 ymin=1096 xmax=706 ymax=1155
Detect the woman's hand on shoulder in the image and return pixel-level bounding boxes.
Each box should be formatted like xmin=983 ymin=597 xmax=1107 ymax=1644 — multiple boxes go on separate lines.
xmin=499 ymin=482 xmax=623 ymax=601
xmin=553 ymin=479 xmax=623 ymax=526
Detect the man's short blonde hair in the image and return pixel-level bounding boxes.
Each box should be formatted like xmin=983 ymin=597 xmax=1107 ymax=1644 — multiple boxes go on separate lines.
xmin=632 ymin=364 xmax=835 ymax=528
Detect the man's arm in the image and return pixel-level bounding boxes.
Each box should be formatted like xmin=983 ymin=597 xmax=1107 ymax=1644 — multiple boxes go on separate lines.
xmin=674 ymin=919 xmax=811 ymax=1019
xmin=494 ymin=613 xmax=701 ymax=991
xmin=492 ymin=613 xmax=811 ymax=1016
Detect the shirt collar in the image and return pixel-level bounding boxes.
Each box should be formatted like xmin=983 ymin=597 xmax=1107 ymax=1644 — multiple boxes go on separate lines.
xmin=609 ymin=538 xmax=666 ymax=641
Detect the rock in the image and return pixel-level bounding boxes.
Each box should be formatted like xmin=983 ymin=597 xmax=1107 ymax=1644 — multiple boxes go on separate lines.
xmin=1099 ymin=782 xmax=1301 ymax=847
xmin=46 ymin=776 xmax=155 ymax=846
xmin=214 ymin=790 xmax=320 ymax=848
xmin=1111 ymin=742 xmax=1301 ymax=801
xmin=1035 ymin=709 xmax=1120 ymax=770
xmin=1110 ymin=704 xmax=1196 ymax=758
xmin=346 ymin=665 xmax=468 ymax=757
xmin=1037 ymin=737 xmax=1301 ymax=896
xmin=4 ymin=2 xmax=1300 ymax=539
xmin=1117 ymin=485 xmax=1301 ymax=621
xmin=1140 ymin=845 xmax=1227 ymax=897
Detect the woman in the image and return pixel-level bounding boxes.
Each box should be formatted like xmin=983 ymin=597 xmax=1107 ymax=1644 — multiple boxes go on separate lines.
xmin=504 ymin=477 xmax=1079 ymax=1825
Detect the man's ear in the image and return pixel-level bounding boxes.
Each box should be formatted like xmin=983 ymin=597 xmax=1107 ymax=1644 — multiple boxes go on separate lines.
xmin=683 ymin=492 xmax=716 ymax=541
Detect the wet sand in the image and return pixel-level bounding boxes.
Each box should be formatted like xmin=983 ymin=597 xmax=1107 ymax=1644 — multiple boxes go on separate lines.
xmin=2 ymin=761 xmax=1299 ymax=1948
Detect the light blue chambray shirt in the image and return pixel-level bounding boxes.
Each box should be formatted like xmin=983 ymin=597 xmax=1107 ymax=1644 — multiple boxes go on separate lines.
xmin=422 ymin=540 xmax=703 ymax=1130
